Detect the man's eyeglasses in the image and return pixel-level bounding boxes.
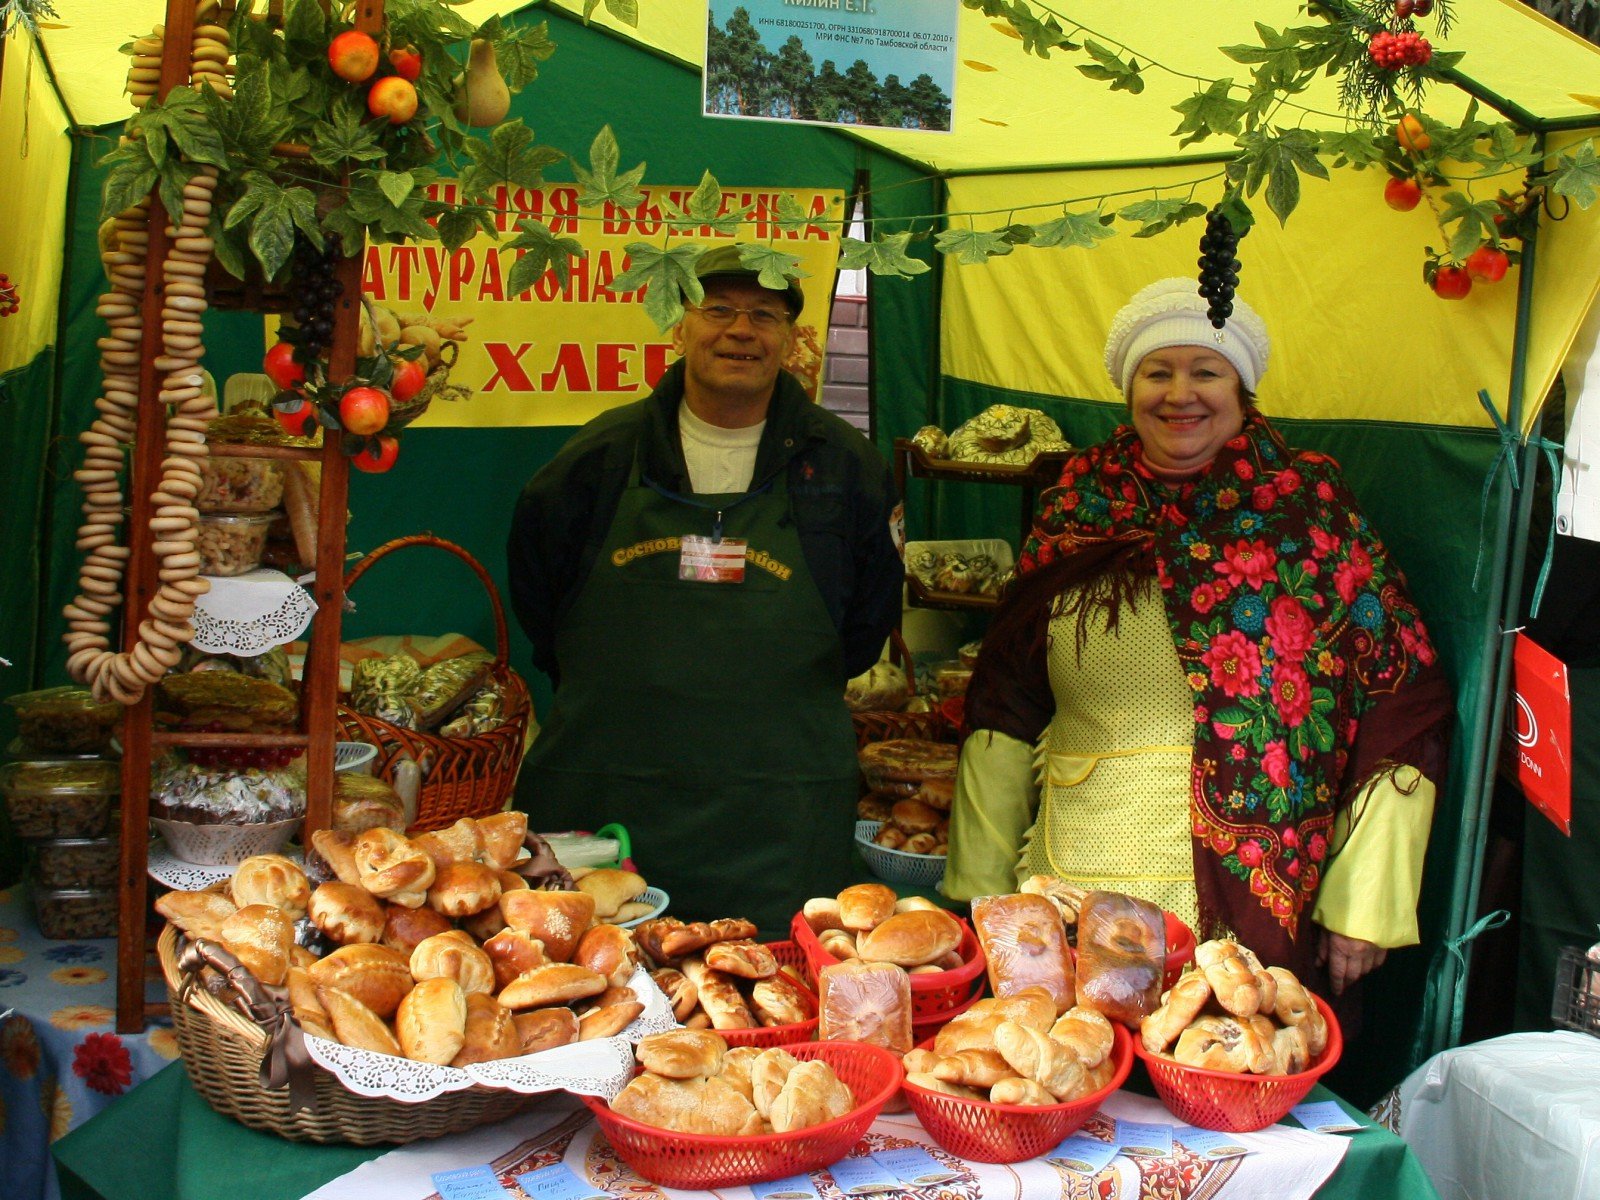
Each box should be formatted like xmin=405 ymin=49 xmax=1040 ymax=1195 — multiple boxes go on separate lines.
xmin=688 ymin=303 xmax=792 ymax=330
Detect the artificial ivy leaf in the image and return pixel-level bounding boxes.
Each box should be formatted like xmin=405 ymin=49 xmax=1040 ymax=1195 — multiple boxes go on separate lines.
xmin=1237 ymin=128 xmax=1328 ymax=224
xmin=666 ymin=171 xmax=747 ymax=235
xmin=378 ymin=171 xmax=415 ymax=210
xmin=493 ymin=20 xmax=557 ymax=91
xmin=604 ymin=0 xmax=639 ymax=25
xmin=282 ymin=0 xmax=326 ymax=56
xmin=283 ymin=184 xmax=322 ymax=249
xmin=309 ymin=98 xmax=387 ymax=168
xmin=1077 ymin=39 xmax=1142 ymax=94
xmin=247 ymin=189 xmax=301 ymax=280
xmin=1030 ymin=208 xmax=1114 ymax=249
xmin=573 ymin=124 xmax=646 ymax=210
xmin=320 ymin=204 xmax=367 ymax=255
xmin=210 ymin=221 xmax=250 ymax=282
xmin=1438 ymin=191 xmax=1501 ymax=260
xmin=459 ymin=119 xmax=565 ymax=201
xmin=1549 ymin=142 xmax=1600 ymax=208
xmin=437 ymin=207 xmax=497 ymax=254
xmin=999 ymin=223 xmax=1035 ymax=245
xmin=222 ymin=172 xmax=271 ymax=230
xmin=837 ymin=232 xmax=932 ymax=277
xmin=737 ymin=243 xmax=809 ymax=292
xmin=101 ymin=159 xmax=158 ymax=222
xmin=1217 ymin=194 xmax=1256 ymax=239
xmin=610 ymin=242 xmax=704 ymax=331
xmin=1012 ymin=6 xmax=1075 ymax=57
xmin=505 ymin=218 xmax=587 ymax=293
xmin=934 ymin=227 xmax=1015 ymax=264
xmin=156 ymin=158 xmax=195 ymax=227
xmin=1117 ymin=197 xmax=1207 ymax=238
xmin=1316 ymin=127 xmax=1385 ymax=169
xmin=772 ymin=192 xmax=813 ymax=234
xmin=1170 ymin=77 xmax=1245 ymax=149
xmin=1220 ymin=23 xmax=1303 ymax=90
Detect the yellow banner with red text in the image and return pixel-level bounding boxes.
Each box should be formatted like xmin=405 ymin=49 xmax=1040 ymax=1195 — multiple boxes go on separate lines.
xmin=355 ymin=183 xmax=846 ymax=428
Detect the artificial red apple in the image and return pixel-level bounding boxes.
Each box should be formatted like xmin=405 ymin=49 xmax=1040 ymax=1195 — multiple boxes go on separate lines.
xmin=274 ymin=401 xmax=319 ymax=439
xmin=263 ymin=341 xmax=305 ymax=390
xmin=352 ymin=435 xmax=400 ymax=473
xmin=367 ymin=76 xmax=418 ymax=125
xmin=338 ymin=385 xmax=390 ymax=435
xmin=389 ymin=356 xmax=427 ymax=402
xmin=389 ymin=46 xmax=423 ymax=82
xmin=328 ymin=31 xmax=380 ymax=83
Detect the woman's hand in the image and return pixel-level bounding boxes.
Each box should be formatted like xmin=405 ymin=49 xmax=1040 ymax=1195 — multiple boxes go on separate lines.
xmin=1316 ymin=929 xmax=1387 ymax=995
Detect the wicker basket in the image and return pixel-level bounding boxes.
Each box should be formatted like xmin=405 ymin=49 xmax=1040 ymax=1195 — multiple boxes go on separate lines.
xmin=386 ymin=341 xmax=470 ymax=432
xmin=851 ymin=630 xmax=949 ymax=749
xmin=157 ymin=925 xmax=533 ymax=1143
xmin=334 ymin=535 xmax=531 ymax=832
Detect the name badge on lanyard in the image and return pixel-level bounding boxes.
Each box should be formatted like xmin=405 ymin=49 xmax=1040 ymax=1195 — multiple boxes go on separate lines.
xmin=680 ymin=534 xmax=747 ymax=583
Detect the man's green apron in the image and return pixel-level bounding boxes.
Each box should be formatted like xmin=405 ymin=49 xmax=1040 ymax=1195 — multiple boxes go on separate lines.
xmin=519 ymin=451 xmax=859 ymax=937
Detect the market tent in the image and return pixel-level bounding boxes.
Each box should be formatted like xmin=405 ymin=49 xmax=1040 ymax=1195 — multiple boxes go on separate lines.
xmin=4 ymin=0 xmax=1600 ymax=1099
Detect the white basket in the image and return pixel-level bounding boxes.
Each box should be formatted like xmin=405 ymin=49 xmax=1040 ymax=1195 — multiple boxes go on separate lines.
xmin=855 ymin=819 xmax=947 ymax=888
xmin=151 ymin=815 xmax=300 ymax=865
xmin=614 ymin=886 xmax=669 ymax=928
xmin=335 ymin=741 xmax=378 ymax=773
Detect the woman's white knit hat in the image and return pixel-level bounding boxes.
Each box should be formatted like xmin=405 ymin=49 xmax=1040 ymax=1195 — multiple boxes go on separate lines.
xmin=1103 ymin=278 xmax=1270 ymax=395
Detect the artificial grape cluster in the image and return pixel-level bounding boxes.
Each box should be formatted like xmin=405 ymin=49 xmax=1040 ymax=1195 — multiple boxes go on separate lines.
xmin=1197 ymin=207 xmax=1244 ymax=329
xmin=1394 ymin=0 xmax=1433 ymax=17
xmin=1368 ymin=29 xmax=1432 ymax=68
xmin=186 ymin=722 xmax=303 ymax=771
xmin=285 ymin=234 xmax=345 ymax=369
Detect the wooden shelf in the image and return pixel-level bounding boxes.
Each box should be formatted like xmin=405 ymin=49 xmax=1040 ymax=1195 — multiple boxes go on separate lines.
xmin=208 ymin=442 xmax=321 ymax=460
xmin=893 ymin=439 xmax=1071 ymax=488
xmin=151 ymin=731 xmax=310 ymax=748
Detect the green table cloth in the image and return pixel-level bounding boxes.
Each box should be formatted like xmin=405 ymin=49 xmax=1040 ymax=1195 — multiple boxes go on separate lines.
xmin=54 ymin=1061 xmax=1438 ymax=1200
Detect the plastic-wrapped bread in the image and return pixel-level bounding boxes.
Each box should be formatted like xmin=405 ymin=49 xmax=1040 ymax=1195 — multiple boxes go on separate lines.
xmin=971 ymin=893 xmax=1074 ymax=1015
xmin=1073 ymin=890 xmax=1166 ymax=1027
xmin=817 ymin=959 xmax=912 ymax=1053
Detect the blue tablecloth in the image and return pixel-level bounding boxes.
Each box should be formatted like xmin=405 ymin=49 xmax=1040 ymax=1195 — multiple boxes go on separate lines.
xmin=0 ymin=883 xmax=172 ymax=1200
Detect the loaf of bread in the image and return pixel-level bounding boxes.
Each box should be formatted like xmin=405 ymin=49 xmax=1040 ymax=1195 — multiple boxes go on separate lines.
xmin=818 ymin=959 xmax=912 ymax=1053
xmin=1073 ymin=890 xmax=1165 ymax=1026
xmin=972 ymin=893 xmax=1074 ymax=1015
xmin=856 ymin=908 xmax=962 ymax=968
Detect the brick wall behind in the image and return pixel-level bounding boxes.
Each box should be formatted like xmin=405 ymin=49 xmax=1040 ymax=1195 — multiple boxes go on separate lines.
xmin=821 ymin=293 xmax=870 ymax=433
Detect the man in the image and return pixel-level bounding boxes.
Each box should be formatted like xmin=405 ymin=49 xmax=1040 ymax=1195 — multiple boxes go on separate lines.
xmin=507 ymin=247 xmax=902 ymax=935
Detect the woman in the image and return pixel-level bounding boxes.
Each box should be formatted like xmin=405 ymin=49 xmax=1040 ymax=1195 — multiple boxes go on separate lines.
xmin=943 ymin=278 xmax=1453 ymax=996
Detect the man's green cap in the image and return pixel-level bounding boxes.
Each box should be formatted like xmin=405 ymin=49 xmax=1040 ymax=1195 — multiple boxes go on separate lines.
xmin=692 ymin=245 xmax=804 ymax=317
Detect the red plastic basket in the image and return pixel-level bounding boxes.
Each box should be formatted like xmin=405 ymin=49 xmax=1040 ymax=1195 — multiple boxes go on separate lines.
xmin=718 ymin=940 xmax=819 ymax=1049
xmin=581 ymin=1040 xmax=902 ymax=1189
xmin=902 ymin=1023 xmax=1134 ymax=1163
xmin=1131 ymin=993 xmax=1343 ymax=1132
xmin=1163 ymin=912 xmax=1196 ymax=990
xmin=790 ymin=911 xmax=987 ymax=1023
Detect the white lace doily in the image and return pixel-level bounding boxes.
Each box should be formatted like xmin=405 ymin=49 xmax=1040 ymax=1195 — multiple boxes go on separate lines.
xmin=301 ymin=965 xmax=680 ymax=1104
xmin=147 ymin=840 xmax=304 ymax=890
xmin=190 ymin=568 xmax=317 ymax=655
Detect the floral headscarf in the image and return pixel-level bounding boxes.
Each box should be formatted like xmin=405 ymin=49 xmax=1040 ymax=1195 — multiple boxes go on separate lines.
xmin=1014 ymin=409 xmax=1445 ymax=971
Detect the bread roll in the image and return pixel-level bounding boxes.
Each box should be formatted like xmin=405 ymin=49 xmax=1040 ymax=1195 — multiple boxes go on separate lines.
xmin=411 ymin=819 xmax=484 ymax=870
xmin=316 ymin=983 xmax=401 ymax=1056
xmin=155 ymin=889 xmax=237 ymax=940
xmin=574 ymin=923 xmax=639 ymax=988
xmin=635 ymin=1029 xmax=726 ymax=1079
xmin=1139 ymin=972 xmax=1213 ymax=1054
xmin=931 ymin=1048 xmax=1013 ymax=1088
xmin=819 ymin=929 xmax=858 ymax=960
xmin=218 ymin=904 xmax=296 ymax=986
xmin=837 ymin=883 xmax=897 ymax=932
xmin=484 ymin=927 xmax=550 ymax=992
xmin=308 ymin=882 xmax=385 ymax=945
xmin=750 ymin=1046 xmax=801 ymax=1118
xmin=287 ymin=966 xmax=333 ymax=1040
xmin=353 ymin=828 xmax=436 ymax=907
xmin=1194 ymin=940 xmax=1262 ymax=1019
xmin=610 ymin=1073 xmax=763 ymax=1136
xmin=658 ymin=917 xmax=759 ymax=958
xmin=888 ymin=797 xmax=941 ymax=835
xmin=475 ymin=810 xmax=529 ymax=871
xmin=770 ymin=1059 xmax=853 ymax=1133
xmin=576 ymin=868 xmax=646 ymax=920
xmin=579 ymin=1000 xmax=645 ymax=1040
xmin=751 ymin=970 xmax=817 ymax=1026
xmin=307 ymin=943 xmax=414 ymax=1018
xmin=817 ymin=959 xmax=912 ymax=1053
xmin=648 ymin=967 xmax=698 ymax=1021
xmin=972 ymin=893 xmax=1074 ymax=1015
xmin=680 ymin=957 xmax=757 ymax=1030
xmin=719 ymin=1045 xmax=762 ymax=1101
xmin=410 ymin=929 xmax=496 ymax=995
xmin=704 ymin=939 xmax=778 ymax=980
xmin=380 ymin=902 xmax=454 ymax=955
xmin=513 ymin=1006 xmax=579 ymax=1055
xmin=993 ymin=1019 xmax=1085 ymax=1100
xmin=1173 ymin=1014 xmax=1276 ymax=1074
xmin=1050 ymin=1005 xmax=1115 ymax=1068
xmin=497 ymin=963 xmax=608 ymax=1010
xmin=905 ymin=1072 xmax=983 ymax=1100
xmin=1265 ymin=966 xmax=1327 ymax=1054
xmin=1269 ymin=1023 xmax=1311 ymax=1075
xmin=231 ymin=854 xmax=311 ymax=919
xmin=857 ymin=908 xmax=962 ymax=968
xmin=499 ymin=890 xmax=595 ymax=963
xmin=396 ymin=977 xmax=468 ymax=1065
xmin=310 ymin=828 xmax=362 ymax=887
xmin=1074 ymin=890 xmax=1166 ymax=1027
xmin=426 ymin=861 xmax=503 ymax=918
xmin=451 ymin=991 xmax=522 ymax=1066
xmin=989 ymin=1077 xmax=1056 ymax=1106
xmin=801 ymin=897 xmax=845 ymax=934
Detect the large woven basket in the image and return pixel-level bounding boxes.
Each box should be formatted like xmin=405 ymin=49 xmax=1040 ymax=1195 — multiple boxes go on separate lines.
xmin=157 ymin=924 xmax=533 ymax=1143
xmin=334 ymin=535 xmax=531 ymax=832
xmin=851 ymin=629 xmax=949 ymax=749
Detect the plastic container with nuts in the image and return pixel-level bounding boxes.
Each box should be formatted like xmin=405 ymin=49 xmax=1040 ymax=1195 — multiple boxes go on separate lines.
xmin=32 ymin=837 xmax=120 ymax=891
xmin=34 ymin=888 xmax=119 ymax=940
xmin=196 ymin=512 xmax=275 ymax=576
xmin=0 ymin=760 xmax=118 ymax=839
xmin=195 ymin=457 xmax=285 ymax=514
xmin=5 ymin=686 xmax=121 ymax=755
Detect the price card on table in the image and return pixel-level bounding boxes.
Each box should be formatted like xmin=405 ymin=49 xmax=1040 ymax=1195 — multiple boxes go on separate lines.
xmin=1046 ymin=1134 xmax=1119 ymax=1174
xmin=431 ymin=1165 xmax=507 ymax=1200
xmin=827 ymin=1155 xmax=903 ymax=1194
xmin=516 ymin=1163 xmax=609 ymax=1200
xmin=1174 ymin=1126 xmax=1253 ymax=1160
xmin=872 ymin=1146 xmax=960 ymax=1186
xmin=1113 ymin=1119 xmax=1173 ymax=1158
xmin=751 ymin=1175 xmax=821 ymax=1200
xmin=1288 ymin=1101 xmax=1363 ymax=1134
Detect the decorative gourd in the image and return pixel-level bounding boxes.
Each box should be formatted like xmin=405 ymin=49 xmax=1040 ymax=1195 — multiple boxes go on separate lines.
xmin=452 ymin=39 xmax=511 ymax=128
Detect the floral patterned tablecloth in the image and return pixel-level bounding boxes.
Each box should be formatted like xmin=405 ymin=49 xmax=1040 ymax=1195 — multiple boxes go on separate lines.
xmin=0 ymin=883 xmax=172 ymax=1200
